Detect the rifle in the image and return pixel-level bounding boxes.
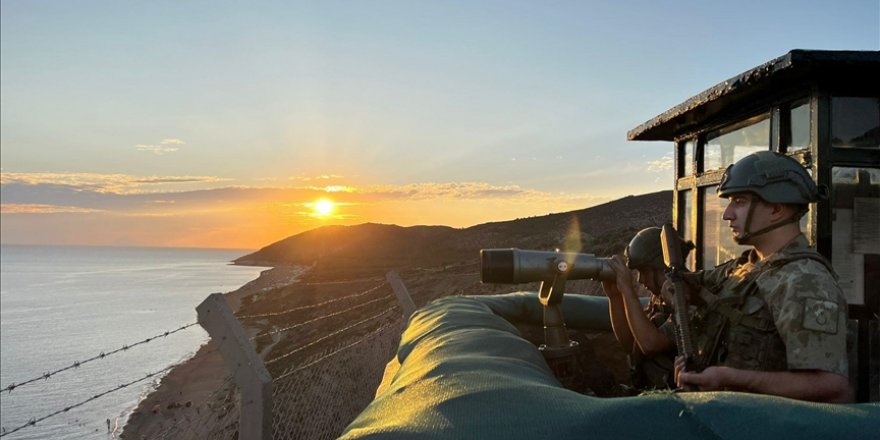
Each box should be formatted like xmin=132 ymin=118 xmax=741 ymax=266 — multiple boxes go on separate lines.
xmin=660 ymin=223 xmax=697 ymax=389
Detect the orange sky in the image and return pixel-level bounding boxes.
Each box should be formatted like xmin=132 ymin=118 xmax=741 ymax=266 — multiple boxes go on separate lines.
xmin=3 ymin=2 xmax=874 ymax=249
xmin=0 ymin=173 xmax=632 ymax=249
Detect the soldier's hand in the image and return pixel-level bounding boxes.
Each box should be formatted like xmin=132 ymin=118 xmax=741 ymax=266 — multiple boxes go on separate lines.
xmin=676 ymin=365 xmax=732 ymax=392
xmin=609 ymin=255 xmax=633 ymax=294
xmin=601 ymin=254 xmax=628 ymax=297
xmin=674 ymin=355 xmax=683 ymax=385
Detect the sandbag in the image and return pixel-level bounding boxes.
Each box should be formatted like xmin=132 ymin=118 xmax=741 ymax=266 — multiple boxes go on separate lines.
xmin=341 ymin=294 xmax=879 ymax=439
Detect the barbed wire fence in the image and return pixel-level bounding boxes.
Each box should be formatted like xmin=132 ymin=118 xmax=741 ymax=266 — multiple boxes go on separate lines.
xmin=0 ymin=323 xmax=210 ymax=438
xmin=1 ymin=322 xmax=199 ymax=395
xmin=150 ymin=271 xmax=413 ymax=440
xmin=1 ymin=271 xmax=415 ymax=440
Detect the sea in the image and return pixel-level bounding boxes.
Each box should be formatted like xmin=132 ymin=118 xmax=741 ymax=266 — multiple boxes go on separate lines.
xmin=0 ymin=245 xmax=267 ymax=440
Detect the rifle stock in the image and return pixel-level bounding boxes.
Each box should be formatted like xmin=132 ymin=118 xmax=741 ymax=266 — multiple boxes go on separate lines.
xmin=660 ymin=223 xmax=697 ymax=389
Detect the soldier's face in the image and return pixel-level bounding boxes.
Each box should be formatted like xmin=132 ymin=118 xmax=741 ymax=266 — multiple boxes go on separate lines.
xmin=722 ymin=193 xmax=772 ymax=244
xmin=637 ymin=267 xmax=665 ymax=297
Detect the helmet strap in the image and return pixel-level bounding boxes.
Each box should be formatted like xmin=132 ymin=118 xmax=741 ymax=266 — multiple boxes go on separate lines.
xmin=737 ymin=200 xmax=805 ymax=243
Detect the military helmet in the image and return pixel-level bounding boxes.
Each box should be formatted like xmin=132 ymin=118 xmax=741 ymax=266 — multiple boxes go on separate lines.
xmin=717 ymin=151 xmax=820 ymax=204
xmin=624 ymin=227 xmax=665 ymax=270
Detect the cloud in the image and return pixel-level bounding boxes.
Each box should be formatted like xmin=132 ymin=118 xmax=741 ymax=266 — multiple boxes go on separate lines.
xmin=2 ymin=172 xmax=608 ymax=207
xmin=0 ymin=204 xmax=105 ymax=214
xmin=132 ymin=176 xmax=229 ymax=185
xmin=136 ymin=144 xmax=179 ymax=155
xmin=0 ymin=172 xmax=229 ymax=194
xmin=297 ymin=182 xmax=532 ymax=200
xmin=646 ymin=153 xmax=674 ymax=172
xmin=289 ymin=174 xmax=346 ymax=182
xmin=296 ymin=182 xmax=608 ymax=206
xmin=1 ymin=177 xmax=619 ymax=247
xmin=362 ymin=182 xmax=533 ymax=200
xmin=1 ymin=173 xmax=612 ymax=230
xmin=299 ymin=185 xmax=356 ymax=193
xmin=135 ymin=138 xmax=186 ymax=155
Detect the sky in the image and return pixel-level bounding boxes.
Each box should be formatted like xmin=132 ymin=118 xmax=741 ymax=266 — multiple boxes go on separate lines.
xmin=1 ymin=1 xmax=878 ymax=249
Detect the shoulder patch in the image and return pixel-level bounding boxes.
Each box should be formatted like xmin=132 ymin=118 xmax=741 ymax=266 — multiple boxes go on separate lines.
xmin=802 ymin=299 xmax=840 ymax=334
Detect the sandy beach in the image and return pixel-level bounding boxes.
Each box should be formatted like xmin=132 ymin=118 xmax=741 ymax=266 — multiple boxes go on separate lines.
xmin=120 ymin=266 xmax=302 ymax=440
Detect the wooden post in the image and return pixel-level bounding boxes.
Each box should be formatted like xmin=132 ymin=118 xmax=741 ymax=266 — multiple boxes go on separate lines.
xmin=386 ymin=270 xmax=416 ymax=320
xmin=197 ymin=294 xmax=272 ymax=440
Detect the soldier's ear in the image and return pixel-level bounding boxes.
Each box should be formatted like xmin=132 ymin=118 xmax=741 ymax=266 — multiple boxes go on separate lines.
xmin=767 ymin=202 xmax=790 ymax=222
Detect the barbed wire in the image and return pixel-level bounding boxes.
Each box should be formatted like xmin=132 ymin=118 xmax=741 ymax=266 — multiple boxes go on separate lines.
xmin=0 ymin=322 xmax=200 ymax=395
xmin=265 ymin=306 xmax=397 ymax=368
xmin=0 ymin=344 xmax=221 ymax=438
xmin=237 ymin=282 xmax=388 ymax=320
xmin=273 ymin=319 xmax=400 ymax=382
xmin=0 ymin=362 xmax=183 ymax=438
xmin=402 ymin=271 xmax=479 ymax=283
xmin=0 ymin=275 xmax=398 ymax=437
xmin=252 ymin=295 xmax=391 ymax=342
xmin=303 ymin=276 xmax=384 ymax=285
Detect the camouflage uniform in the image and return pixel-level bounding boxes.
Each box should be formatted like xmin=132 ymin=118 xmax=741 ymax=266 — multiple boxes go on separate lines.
xmin=630 ymin=294 xmax=676 ymax=389
xmin=623 ymin=226 xmax=690 ymax=390
xmin=686 ymin=234 xmax=848 ymax=376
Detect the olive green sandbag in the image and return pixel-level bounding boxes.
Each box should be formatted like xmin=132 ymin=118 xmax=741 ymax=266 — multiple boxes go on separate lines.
xmin=341 ymin=294 xmax=878 ymax=440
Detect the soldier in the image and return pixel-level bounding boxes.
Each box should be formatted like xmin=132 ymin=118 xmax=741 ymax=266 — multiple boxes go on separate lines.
xmin=603 ymin=227 xmax=693 ymax=390
xmin=671 ymin=151 xmax=852 ymax=402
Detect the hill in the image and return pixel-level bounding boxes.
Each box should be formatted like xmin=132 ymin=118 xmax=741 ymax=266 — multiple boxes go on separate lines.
xmin=234 ymin=190 xmax=672 ymax=268
xmin=124 ymin=190 xmax=673 ymax=439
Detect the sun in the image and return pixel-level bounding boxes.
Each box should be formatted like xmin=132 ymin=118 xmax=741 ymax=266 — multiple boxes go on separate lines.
xmin=313 ymin=199 xmax=335 ymax=217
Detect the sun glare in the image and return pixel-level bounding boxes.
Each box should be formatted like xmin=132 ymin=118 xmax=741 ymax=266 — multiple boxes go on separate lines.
xmin=314 ymin=199 xmax=334 ymax=217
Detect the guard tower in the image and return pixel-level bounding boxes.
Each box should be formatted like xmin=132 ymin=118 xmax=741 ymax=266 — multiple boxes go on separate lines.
xmin=628 ymin=49 xmax=879 ymax=402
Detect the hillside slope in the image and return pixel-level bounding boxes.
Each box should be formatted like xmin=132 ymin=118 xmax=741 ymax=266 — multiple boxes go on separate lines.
xmin=235 ymin=190 xmax=672 ymax=268
xmin=124 ymin=190 xmax=674 ymax=440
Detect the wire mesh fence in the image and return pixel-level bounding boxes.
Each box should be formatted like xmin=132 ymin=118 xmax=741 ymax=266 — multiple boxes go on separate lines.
xmin=138 ymin=277 xmax=406 ymax=440
xmin=270 ymin=319 xmax=403 ymax=440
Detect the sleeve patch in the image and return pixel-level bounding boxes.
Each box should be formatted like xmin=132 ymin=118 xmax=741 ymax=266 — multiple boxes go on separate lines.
xmin=802 ymin=299 xmax=839 ymax=334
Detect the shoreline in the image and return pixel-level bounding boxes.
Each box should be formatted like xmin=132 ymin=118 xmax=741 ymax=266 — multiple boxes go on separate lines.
xmin=119 ymin=266 xmax=302 ymax=439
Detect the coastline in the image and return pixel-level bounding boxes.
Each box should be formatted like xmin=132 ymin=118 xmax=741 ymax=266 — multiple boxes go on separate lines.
xmin=119 ymin=261 xmax=501 ymax=439
xmin=120 ymin=266 xmax=302 ymax=439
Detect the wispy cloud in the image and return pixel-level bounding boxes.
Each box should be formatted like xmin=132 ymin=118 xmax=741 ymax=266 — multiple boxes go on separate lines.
xmin=289 ymin=174 xmax=346 ymax=182
xmin=135 ymin=138 xmax=186 ymax=155
xmin=0 ymin=172 xmax=230 ymax=194
xmin=299 ymin=185 xmax=357 ymax=193
xmin=1 ymin=176 xmax=617 ymax=247
xmin=360 ymin=182 xmax=537 ymax=200
xmin=2 ymin=172 xmax=608 ymax=210
xmin=301 ymin=182 xmax=604 ymax=204
xmin=646 ymin=153 xmax=674 ymax=172
xmin=1 ymin=171 xmax=616 ymax=241
xmin=0 ymin=204 xmax=105 ymax=214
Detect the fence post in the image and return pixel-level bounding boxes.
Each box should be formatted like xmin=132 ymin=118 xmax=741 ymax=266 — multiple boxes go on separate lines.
xmin=197 ymin=293 xmax=272 ymax=440
xmin=386 ymin=270 xmax=416 ymax=320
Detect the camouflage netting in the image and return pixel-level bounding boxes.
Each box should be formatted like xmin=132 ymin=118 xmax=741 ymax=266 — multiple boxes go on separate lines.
xmin=341 ymin=293 xmax=880 ymax=440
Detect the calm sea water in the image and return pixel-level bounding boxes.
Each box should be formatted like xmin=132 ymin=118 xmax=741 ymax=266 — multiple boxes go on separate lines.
xmin=0 ymin=245 xmax=266 ymax=440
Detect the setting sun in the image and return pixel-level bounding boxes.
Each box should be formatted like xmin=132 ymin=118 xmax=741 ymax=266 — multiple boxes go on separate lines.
xmin=314 ymin=199 xmax=335 ymax=216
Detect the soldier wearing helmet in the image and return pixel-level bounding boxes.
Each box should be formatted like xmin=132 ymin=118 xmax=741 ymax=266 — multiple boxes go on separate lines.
xmin=671 ymin=151 xmax=852 ymax=403
xmin=603 ymin=227 xmax=693 ymax=390
xmin=716 ymin=150 xmax=824 ymax=244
